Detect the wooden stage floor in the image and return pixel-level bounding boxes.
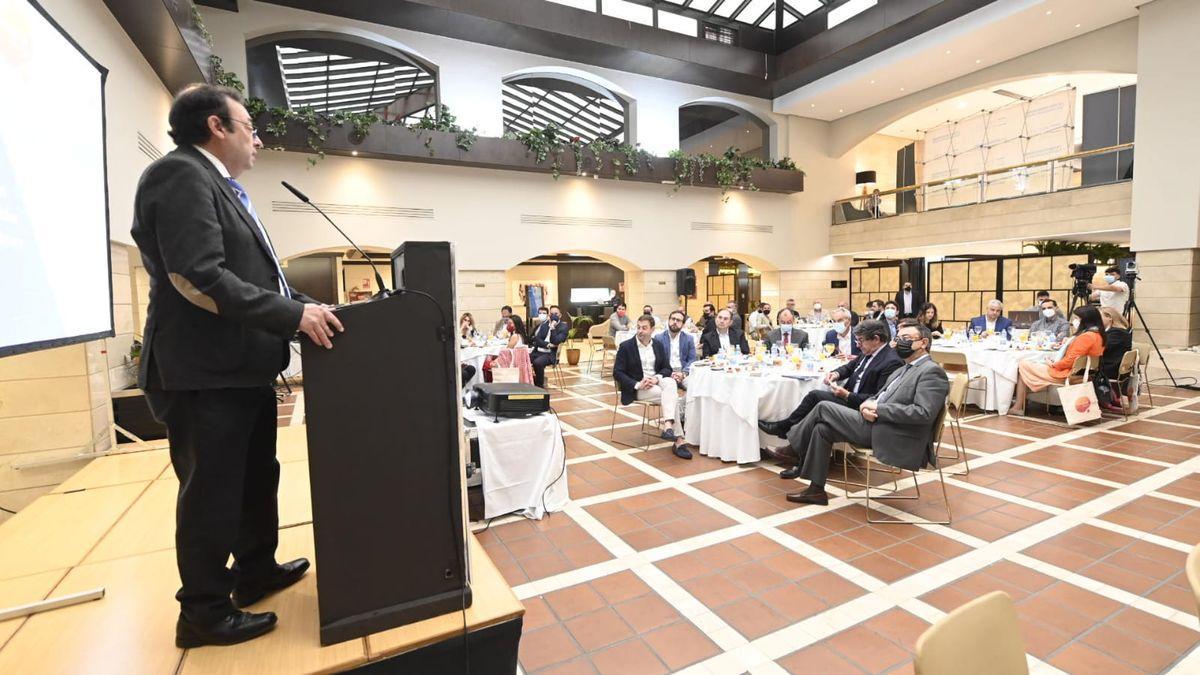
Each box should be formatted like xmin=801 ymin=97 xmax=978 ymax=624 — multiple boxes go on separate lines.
xmin=0 ymin=425 xmax=522 ymax=673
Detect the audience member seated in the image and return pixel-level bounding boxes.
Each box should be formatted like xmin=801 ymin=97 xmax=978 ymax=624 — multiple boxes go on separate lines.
xmin=493 ymin=305 xmax=525 ymax=338
xmin=500 ymin=318 xmax=525 ymax=349
xmin=805 ymin=301 xmax=826 ymax=323
xmin=530 ymin=306 xmax=549 ymax=331
xmin=460 ymin=364 xmax=476 ymax=388
xmin=726 ymin=301 xmax=743 ymax=331
xmin=642 ymin=304 xmax=664 ymax=329
xmin=530 ymin=305 xmax=569 ymax=387
xmin=655 ymin=310 xmax=697 ymax=392
xmin=822 ymin=308 xmax=861 ymax=357
xmin=968 ymin=299 xmax=1012 ymax=337
xmin=895 ymin=282 xmax=922 ymax=318
xmin=1029 ymin=298 xmax=1069 ymax=340
xmin=760 ymin=319 xmax=901 ymax=460
xmin=700 ymin=308 xmax=751 ymax=357
xmin=614 ymin=315 xmax=691 ymax=458
xmin=1099 ymin=307 xmax=1133 ymax=411
xmin=697 ymin=303 xmax=717 ymax=333
xmin=1024 ymin=290 xmax=1052 ymax=312
xmin=608 ymin=303 xmax=632 ymax=337
xmin=881 ymin=301 xmax=901 ymax=337
xmin=916 ymin=302 xmax=944 ymax=339
xmin=460 ymin=312 xmax=482 ymax=341
xmin=1089 ymin=266 xmax=1131 ymax=312
xmin=785 ymin=298 xmax=797 ymax=315
xmin=783 ymin=323 xmax=949 ymax=505
xmin=766 ymin=308 xmax=807 ymax=350
xmin=1012 ymin=305 xmax=1106 ymax=415
xmin=865 ymin=299 xmax=885 ymax=320
xmin=836 ymin=300 xmax=859 ymax=326
xmin=676 ymin=306 xmax=698 ymax=332
xmin=748 ymin=302 xmax=772 ymax=340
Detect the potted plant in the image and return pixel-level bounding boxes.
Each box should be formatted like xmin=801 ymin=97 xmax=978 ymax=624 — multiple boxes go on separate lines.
xmin=565 ymin=317 xmax=593 ymax=366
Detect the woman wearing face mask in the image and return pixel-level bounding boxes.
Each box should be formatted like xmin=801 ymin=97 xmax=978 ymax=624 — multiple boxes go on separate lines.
xmin=1012 ymin=305 xmax=1106 ymax=415
xmin=822 ymin=308 xmax=861 ymax=357
xmin=916 ymin=302 xmax=943 ymax=339
xmin=881 ymin=301 xmax=900 ymax=338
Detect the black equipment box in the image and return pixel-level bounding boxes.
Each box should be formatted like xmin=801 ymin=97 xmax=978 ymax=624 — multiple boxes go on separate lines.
xmin=472 ymin=383 xmax=550 ymax=420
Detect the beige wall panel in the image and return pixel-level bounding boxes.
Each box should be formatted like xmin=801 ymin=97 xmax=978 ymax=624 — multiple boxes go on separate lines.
xmin=1006 ymin=291 xmax=1035 ymax=310
xmin=1019 ymin=257 xmax=1051 ymax=291
xmin=861 ymin=267 xmax=879 ymax=293
xmin=1051 ymin=254 xmax=1088 ymax=289
xmin=942 ymin=262 xmax=969 ymax=292
xmin=968 ymin=260 xmax=997 ymax=291
xmin=0 ymin=377 xmax=90 ymax=419
xmin=928 ymin=263 xmax=942 ymax=292
xmin=851 ymin=293 xmax=870 ymax=311
xmin=955 ymin=292 xmax=983 ymax=322
xmin=929 ymin=292 xmax=956 ymax=319
xmin=1050 ymin=290 xmax=1070 ymax=308
xmin=880 ymin=266 xmax=900 ymax=292
xmin=0 ymin=411 xmax=92 ymax=456
xmin=850 ymin=268 xmax=861 ymax=290
xmin=0 ymin=346 xmax=86 ymax=382
xmin=1003 ymin=260 xmax=1020 ymax=292
xmin=0 ymin=448 xmax=87 ymax=493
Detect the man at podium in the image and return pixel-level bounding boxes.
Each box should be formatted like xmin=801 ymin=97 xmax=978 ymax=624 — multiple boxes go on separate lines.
xmin=132 ymin=84 xmax=344 ymax=648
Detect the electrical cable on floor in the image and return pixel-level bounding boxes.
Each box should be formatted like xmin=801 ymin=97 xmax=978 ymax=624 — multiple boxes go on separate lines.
xmin=541 ymin=405 xmax=570 ymax=518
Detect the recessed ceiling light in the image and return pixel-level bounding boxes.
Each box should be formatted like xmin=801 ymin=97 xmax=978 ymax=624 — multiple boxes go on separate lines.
xmin=945 ymin=50 xmax=951 ymax=55
xmin=975 ymin=59 xmax=981 ymax=64
xmin=1045 ymin=9 xmax=1052 ymax=14
xmin=838 ymin=109 xmax=844 ymax=113
xmin=1075 ymin=23 xmax=1081 ymax=28
xmin=899 ymin=87 xmax=905 ymax=92
xmin=351 ymin=151 xmax=358 ymax=156
xmin=869 ymin=80 xmax=875 ymax=84
xmin=810 ymin=103 xmax=816 ymax=108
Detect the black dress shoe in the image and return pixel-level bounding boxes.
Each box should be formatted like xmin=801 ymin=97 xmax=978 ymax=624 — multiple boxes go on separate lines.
xmin=785 ymin=490 xmax=829 ymax=506
xmin=757 ymin=420 xmax=790 ymax=439
xmin=176 ymin=610 xmax=277 ymax=648
xmin=779 ymin=465 xmax=802 ymax=480
xmin=233 ymin=558 xmax=310 ymax=608
xmin=673 ymin=442 xmax=693 ymax=460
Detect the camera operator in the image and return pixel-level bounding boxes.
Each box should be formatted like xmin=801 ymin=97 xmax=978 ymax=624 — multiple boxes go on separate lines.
xmin=1088 ymin=265 xmax=1130 ymax=312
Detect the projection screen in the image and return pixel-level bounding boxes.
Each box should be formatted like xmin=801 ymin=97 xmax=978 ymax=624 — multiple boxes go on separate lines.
xmin=0 ymin=0 xmax=112 ymax=357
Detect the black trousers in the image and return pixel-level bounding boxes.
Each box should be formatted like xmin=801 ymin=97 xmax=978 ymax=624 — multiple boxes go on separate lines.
xmin=531 ymin=351 xmax=556 ymax=387
xmin=152 ymin=387 xmax=281 ymax=623
xmin=779 ymin=390 xmax=853 ymax=430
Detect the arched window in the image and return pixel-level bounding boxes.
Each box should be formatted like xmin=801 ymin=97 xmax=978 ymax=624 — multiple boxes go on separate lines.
xmin=246 ymin=32 xmax=439 ymax=123
xmin=679 ymin=100 xmax=772 ymax=161
xmin=501 ymin=69 xmax=635 ymax=144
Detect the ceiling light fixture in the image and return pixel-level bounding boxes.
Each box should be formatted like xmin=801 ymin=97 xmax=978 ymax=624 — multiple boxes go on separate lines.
xmin=1045 ymin=9 xmax=1052 ymax=14
xmin=351 ymin=150 xmax=358 ymax=156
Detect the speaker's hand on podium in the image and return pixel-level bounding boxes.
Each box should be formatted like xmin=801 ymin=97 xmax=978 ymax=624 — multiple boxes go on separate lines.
xmin=299 ymin=303 xmax=344 ymax=348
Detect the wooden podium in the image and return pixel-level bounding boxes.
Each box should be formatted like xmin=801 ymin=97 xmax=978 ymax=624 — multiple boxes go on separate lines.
xmin=301 ymin=292 xmax=471 ymax=646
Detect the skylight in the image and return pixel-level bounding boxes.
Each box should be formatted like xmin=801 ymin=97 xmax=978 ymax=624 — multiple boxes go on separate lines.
xmin=827 ymin=0 xmax=876 ymax=28
xmin=502 ymin=80 xmax=626 ymax=143
xmin=539 ymin=0 xmax=834 ymax=34
xmin=275 ymin=45 xmax=436 ymax=116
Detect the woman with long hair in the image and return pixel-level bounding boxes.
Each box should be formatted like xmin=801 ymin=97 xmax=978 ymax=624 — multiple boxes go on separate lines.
xmin=917 ymin=302 xmax=943 ymax=339
xmin=459 ymin=312 xmax=482 ymax=341
xmin=1012 ymin=305 xmax=1106 ymax=415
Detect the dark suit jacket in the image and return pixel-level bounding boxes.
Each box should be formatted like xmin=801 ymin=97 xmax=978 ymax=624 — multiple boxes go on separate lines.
xmin=613 ymin=338 xmax=671 ymax=405
xmin=833 ymin=344 xmax=903 ymax=408
xmin=894 ymin=290 xmax=923 ymax=318
xmin=822 ymin=329 xmax=863 ymax=357
xmin=531 ymin=320 xmax=569 ymax=362
xmin=699 ymin=328 xmax=751 ymax=358
xmin=968 ymin=315 xmax=1013 ymax=336
xmin=765 ymin=326 xmax=807 ymax=350
xmin=131 ymin=146 xmax=311 ymax=390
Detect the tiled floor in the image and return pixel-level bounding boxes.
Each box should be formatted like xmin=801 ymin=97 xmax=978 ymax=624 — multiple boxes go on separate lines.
xmin=467 ymin=364 xmax=1200 ymax=673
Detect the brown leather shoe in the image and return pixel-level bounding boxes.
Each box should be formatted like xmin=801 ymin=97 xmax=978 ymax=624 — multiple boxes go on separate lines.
xmin=785 ymin=490 xmax=829 ymax=506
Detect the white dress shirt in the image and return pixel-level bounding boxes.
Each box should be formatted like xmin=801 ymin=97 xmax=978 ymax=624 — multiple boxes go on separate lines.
xmin=717 ymin=331 xmax=732 ymax=352
xmin=668 ymin=332 xmax=682 ymax=370
xmin=637 ymin=339 xmax=657 ymax=381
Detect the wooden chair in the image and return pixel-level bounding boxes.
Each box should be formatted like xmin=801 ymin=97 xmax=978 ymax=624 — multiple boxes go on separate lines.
xmin=584 ymin=320 xmax=609 ymax=374
xmin=940 ymin=373 xmax=971 ymax=475
xmin=1109 ymin=349 xmax=1140 ymax=420
xmin=1133 ymin=341 xmax=1154 ymax=407
xmin=1187 ymin=542 xmax=1200 ymax=623
xmin=550 ymin=342 xmax=568 ymax=391
xmin=598 ymin=336 xmax=618 ymax=379
xmin=841 ymin=403 xmax=952 ymax=525
xmin=914 ymin=591 xmax=1029 ymax=675
xmin=608 ymin=380 xmax=662 ymax=451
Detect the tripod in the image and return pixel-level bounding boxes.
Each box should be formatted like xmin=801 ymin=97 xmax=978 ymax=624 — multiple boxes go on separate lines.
xmin=1123 ymin=289 xmax=1191 ymax=390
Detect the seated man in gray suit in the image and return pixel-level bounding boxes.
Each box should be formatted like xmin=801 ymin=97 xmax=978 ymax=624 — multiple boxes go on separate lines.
xmin=765 ymin=308 xmax=808 ymax=350
xmin=784 ymin=322 xmax=949 ymax=505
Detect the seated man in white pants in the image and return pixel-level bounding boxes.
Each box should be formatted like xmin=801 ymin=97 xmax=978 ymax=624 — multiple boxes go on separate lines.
xmin=613 ymin=314 xmax=690 ymax=459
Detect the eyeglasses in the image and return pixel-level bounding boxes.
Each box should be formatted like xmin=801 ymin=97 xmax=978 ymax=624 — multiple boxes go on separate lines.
xmin=223 ymin=116 xmax=259 ymax=138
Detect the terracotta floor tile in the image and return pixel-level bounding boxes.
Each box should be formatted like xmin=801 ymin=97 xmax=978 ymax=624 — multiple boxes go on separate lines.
xmin=612 ymin=593 xmax=679 ymax=633
xmin=777 ymin=643 xmax=864 ymax=674
xmin=1081 ymin=623 xmax=1187 ymax=673
xmin=1048 ymin=643 xmax=1142 ymax=675
xmin=715 ymin=596 xmax=791 ymax=639
xmin=642 ymin=620 xmax=721 ymax=671
xmin=588 ymin=570 xmax=650 ymax=605
xmin=544 ymin=583 xmax=607 ymax=621
xmin=519 ymin=624 xmax=584 ymax=672
xmin=564 ymin=607 xmax=636 ymax=652
xmin=827 ymin=625 xmax=912 ymax=672
xmin=588 ymin=638 xmax=668 ymax=675
xmin=1158 ymin=472 xmax=1200 ymax=500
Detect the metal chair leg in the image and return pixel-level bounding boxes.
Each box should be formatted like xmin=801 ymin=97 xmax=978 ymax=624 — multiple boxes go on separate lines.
xmin=864 ymin=462 xmax=952 ymax=525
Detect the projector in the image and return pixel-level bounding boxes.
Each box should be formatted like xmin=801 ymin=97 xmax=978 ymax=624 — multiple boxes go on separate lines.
xmin=470 ymin=383 xmax=550 ymax=421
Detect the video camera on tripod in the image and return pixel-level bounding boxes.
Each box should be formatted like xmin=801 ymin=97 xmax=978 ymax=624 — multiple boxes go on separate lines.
xmin=1068 ymin=263 xmax=1096 ymax=299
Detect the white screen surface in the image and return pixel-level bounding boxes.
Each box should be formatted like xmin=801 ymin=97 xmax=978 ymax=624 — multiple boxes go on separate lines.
xmin=0 ymin=0 xmax=111 ymax=357
xmin=570 ymin=288 xmax=612 ymax=304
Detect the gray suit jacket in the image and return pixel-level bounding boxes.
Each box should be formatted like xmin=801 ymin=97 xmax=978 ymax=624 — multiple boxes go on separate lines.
xmin=765 ymin=326 xmax=808 ymax=350
xmin=869 ymin=356 xmax=950 ymax=471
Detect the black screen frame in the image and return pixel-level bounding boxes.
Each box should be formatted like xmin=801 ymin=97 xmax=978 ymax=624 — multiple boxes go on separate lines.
xmin=0 ymin=0 xmax=114 ymax=359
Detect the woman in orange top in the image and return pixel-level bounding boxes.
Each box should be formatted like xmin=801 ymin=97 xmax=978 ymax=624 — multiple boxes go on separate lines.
xmin=1013 ymin=304 xmax=1106 ymax=415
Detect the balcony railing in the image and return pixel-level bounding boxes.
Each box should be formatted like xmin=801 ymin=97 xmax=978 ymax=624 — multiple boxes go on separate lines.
xmin=832 ymin=143 xmax=1134 ymax=224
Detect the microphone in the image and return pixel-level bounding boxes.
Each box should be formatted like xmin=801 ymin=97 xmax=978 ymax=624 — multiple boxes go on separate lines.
xmin=281 ymin=181 xmax=390 ymax=298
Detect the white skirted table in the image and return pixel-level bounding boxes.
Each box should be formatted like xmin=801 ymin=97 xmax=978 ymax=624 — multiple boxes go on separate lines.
xmin=931 ymin=343 xmax=1055 ymax=415
xmin=464 ymin=408 xmax=568 ymax=520
xmin=683 ymin=361 xmax=836 ymax=463
xmin=459 ymin=341 xmax=507 ymax=389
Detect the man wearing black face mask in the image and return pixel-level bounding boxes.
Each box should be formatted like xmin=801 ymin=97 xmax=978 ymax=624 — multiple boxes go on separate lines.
xmin=698 ymin=303 xmax=717 ymax=333
xmin=531 ymin=304 xmax=569 ymax=387
xmin=783 ymin=322 xmax=948 ymax=505
xmin=894 ymin=282 xmax=922 ymax=318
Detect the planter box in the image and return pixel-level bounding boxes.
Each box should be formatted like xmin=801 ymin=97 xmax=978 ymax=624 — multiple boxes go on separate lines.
xmin=256 ymin=115 xmax=804 ymax=194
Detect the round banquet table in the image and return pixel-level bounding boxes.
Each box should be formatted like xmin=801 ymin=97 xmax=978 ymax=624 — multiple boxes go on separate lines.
xmin=683 ymin=362 xmax=837 ymax=463
xmin=460 ymin=342 xmax=507 ymax=388
xmin=931 ymin=342 xmax=1054 ymax=415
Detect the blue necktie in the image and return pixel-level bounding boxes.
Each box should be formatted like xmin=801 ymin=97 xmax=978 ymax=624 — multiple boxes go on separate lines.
xmin=226 ymin=177 xmax=291 ymax=298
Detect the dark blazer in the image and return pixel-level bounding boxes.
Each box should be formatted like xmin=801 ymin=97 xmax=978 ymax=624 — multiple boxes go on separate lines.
xmin=833 ymin=344 xmax=903 ymax=408
xmin=823 ymin=328 xmax=863 ymax=357
xmin=699 ymin=328 xmax=751 ymax=358
xmin=1101 ymin=327 xmax=1133 ymax=379
xmin=765 ymin=326 xmax=807 ymax=350
xmin=131 ymin=146 xmax=311 ymax=390
xmin=894 ymin=290 xmax=923 ymax=317
xmin=531 ymin=319 xmax=569 ymax=362
xmin=613 ymin=338 xmax=671 ymax=405
xmin=967 ymin=315 xmax=1013 ymax=336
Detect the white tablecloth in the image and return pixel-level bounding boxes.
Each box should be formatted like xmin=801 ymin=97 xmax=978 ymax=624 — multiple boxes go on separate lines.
xmin=932 ymin=343 xmax=1051 ymax=415
xmin=683 ymin=364 xmax=828 ymax=463
xmin=465 ymin=408 xmax=568 ymax=520
xmin=460 ymin=343 xmax=506 ymax=389
xmin=614 ymin=330 xmax=701 ymax=350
